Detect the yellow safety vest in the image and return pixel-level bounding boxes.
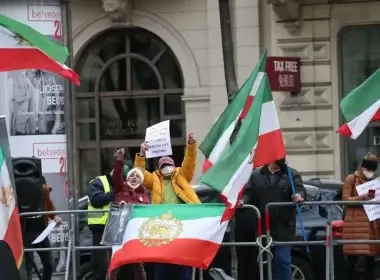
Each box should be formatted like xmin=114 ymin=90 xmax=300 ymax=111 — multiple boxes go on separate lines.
xmin=87 ymin=175 xmax=111 ymax=225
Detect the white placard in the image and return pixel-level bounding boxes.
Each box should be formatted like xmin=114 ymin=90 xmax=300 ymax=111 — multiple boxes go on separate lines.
xmin=144 ymin=120 xmax=172 ymax=159
xmin=356 ymin=177 xmax=380 ymax=221
xmin=32 ymin=220 xmax=58 ymax=244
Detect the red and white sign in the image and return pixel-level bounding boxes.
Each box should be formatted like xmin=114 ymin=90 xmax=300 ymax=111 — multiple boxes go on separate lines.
xmin=266 ymin=57 xmax=301 ymax=92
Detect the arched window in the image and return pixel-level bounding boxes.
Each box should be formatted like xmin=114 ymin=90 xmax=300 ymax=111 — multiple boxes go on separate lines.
xmin=74 ymin=28 xmax=185 ymax=195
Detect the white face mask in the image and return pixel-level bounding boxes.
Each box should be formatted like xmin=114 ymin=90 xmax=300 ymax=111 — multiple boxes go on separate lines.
xmin=161 ymin=166 xmax=174 ymax=176
xmin=363 ymin=170 xmax=376 ymax=180
xmin=127 ymin=173 xmax=142 ymax=189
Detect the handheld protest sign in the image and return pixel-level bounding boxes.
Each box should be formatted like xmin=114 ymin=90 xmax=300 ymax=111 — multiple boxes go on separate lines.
xmin=144 ymin=120 xmax=172 ymax=158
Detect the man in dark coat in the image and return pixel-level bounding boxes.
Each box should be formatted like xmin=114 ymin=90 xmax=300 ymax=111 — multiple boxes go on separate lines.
xmin=240 ymin=158 xmax=306 ymax=280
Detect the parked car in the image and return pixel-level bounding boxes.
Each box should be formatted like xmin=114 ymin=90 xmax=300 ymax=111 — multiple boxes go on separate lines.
xmin=76 ymin=178 xmax=345 ymax=280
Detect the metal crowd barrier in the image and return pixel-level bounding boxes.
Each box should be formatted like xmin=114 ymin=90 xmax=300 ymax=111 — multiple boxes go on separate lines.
xmin=19 ymin=201 xmax=380 ymax=280
xmin=19 ymin=205 xmax=263 ymax=280
xmin=264 ymin=200 xmax=380 ymax=280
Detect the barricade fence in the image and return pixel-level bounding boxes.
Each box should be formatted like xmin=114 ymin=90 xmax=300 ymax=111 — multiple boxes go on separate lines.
xmin=19 ymin=201 xmax=380 ymax=280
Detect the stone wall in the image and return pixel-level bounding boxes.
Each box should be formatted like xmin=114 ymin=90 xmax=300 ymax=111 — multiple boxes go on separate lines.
xmin=268 ymin=1 xmax=380 ymax=180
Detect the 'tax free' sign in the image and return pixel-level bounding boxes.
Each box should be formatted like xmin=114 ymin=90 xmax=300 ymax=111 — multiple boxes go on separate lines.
xmin=266 ymin=57 xmax=301 ymax=92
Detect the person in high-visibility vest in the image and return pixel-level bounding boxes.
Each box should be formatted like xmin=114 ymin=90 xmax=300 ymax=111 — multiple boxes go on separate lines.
xmin=87 ymin=164 xmax=130 ymax=280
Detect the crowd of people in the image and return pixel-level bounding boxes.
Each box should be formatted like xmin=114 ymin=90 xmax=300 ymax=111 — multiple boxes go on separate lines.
xmin=22 ymin=134 xmax=380 ymax=280
xmin=86 ymin=132 xmax=308 ymax=280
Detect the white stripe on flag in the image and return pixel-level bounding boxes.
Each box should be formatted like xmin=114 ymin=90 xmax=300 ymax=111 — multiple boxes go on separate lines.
xmin=249 ymin=72 xmax=265 ymax=97
xmin=112 ymin=217 xmax=228 ymax=253
xmin=208 ymin=116 xmax=239 ymax=164
xmin=348 ymin=99 xmax=380 ymax=139
xmin=220 ymin=152 xmax=255 ymax=206
xmin=208 ymin=72 xmax=265 ymax=164
xmin=0 ymin=162 xmax=14 ymax=239
xmin=259 ymin=101 xmax=281 ymax=135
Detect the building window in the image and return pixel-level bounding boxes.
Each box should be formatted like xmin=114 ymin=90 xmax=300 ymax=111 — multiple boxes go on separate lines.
xmin=74 ymin=28 xmax=185 ymax=196
xmin=340 ymin=25 xmax=380 ymax=176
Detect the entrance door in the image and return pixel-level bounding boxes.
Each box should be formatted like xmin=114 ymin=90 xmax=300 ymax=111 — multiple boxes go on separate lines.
xmin=74 ymin=28 xmax=185 ymax=196
xmin=340 ymin=25 xmax=380 ymax=176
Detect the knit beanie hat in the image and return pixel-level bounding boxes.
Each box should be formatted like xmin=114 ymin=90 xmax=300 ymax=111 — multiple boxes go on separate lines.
xmin=126 ymin=167 xmax=144 ymax=182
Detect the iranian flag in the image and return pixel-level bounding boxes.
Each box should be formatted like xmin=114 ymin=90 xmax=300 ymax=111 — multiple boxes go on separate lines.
xmin=0 ymin=14 xmax=79 ymax=85
xmin=199 ymin=74 xmax=286 ymax=221
xmin=337 ymin=69 xmax=380 ymax=139
xmin=109 ymin=204 xmax=228 ymax=271
xmin=199 ymin=51 xmax=267 ymax=172
xmin=0 ymin=146 xmax=23 ymax=270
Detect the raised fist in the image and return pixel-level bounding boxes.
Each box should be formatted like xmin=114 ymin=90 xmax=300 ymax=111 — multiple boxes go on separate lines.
xmin=188 ymin=133 xmax=196 ymax=145
xmin=140 ymin=141 xmax=149 ymax=156
xmin=114 ymin=148 xmax=125 ymax=160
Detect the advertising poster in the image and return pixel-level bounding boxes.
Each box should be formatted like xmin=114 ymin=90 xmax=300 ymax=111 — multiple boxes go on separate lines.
xmin=0 ymin=1 xmax=69 ymax=275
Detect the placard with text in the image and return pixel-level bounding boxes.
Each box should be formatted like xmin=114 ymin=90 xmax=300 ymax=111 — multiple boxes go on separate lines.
xmin=356 ymin=177 xmax=380 ymax=221
xmin=145 ymin=120 xmax=172 ymax=159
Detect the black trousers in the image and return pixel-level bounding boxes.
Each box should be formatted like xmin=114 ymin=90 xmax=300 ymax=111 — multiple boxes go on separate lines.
xmin=25 ymin=238 xmax=53 ymax=280
xmin=91 ymin=229 xmax=109 ymax=280
xmin=345 ymin=255 xmax=375 ymax=280
xmin=235 ymin=225 xmax=259 ymax=280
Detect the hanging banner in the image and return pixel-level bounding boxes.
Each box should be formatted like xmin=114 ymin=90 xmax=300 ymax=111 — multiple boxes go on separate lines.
xmin=0 ymin=1 xmax=69 ymax=275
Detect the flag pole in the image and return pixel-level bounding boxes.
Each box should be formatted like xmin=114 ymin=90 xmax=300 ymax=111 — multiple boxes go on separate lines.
xmin=61 ymin=0 xmax=79 ymax=277
xmin=287 ymin=166 xmax=311 ymax=258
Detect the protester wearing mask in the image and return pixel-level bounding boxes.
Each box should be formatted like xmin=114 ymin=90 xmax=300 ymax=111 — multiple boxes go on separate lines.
xmin=239 ymin=158 xmax=305 ymax=280
xmin=342 ymin=152 xmax=380 ymax=280
xmin=109 ymin=148 xmax=149 ymax=280
xmin=135 ymin=133 xmax=200 ymax=280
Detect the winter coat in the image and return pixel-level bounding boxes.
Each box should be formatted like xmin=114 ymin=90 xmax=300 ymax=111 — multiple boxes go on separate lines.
xmin=87 ymin=174 xmax=114 ymax=232
xmin=241 ymin=165 xmax=306 ymax=242
xmin=134 ymin=143 xmax=200 ymax=204
xmin=342 ymin=170 xmax=380 ymax=256
xmin=113 ymin=159 xmax=150 ymax=205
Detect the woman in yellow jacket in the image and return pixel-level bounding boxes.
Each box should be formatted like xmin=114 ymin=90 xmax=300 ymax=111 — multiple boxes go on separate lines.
xmin=134 ymin=132 xmax=200 ymax=205
xmin=134 ymin=133 xmax=200 ymax=280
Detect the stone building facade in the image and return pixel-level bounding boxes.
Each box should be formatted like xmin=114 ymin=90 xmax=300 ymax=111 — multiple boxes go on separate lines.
xmin=70 ymin=0 xmax=380 ymax=193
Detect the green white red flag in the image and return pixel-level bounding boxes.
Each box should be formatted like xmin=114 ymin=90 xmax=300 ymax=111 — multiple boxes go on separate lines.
xmin=337 ymin=69 xmax=380 ymax=139
xmin=199 ymin=51 xmax=267 ymax=172
xmin=0 ymin=146 xmax=23 ymax=270
xmin=0 ymin=14 xmax=80 ymax=85
xmin=109 ymin=204 xmax=228 ymax=271
xmin=199 ymin=73 xmax=286 ymax=220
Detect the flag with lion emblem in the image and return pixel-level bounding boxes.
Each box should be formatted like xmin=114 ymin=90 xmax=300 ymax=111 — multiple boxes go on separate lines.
xmin=109 ymin=204 xmax=228 ymax=271
xmin=0 ymin=118 xmax=23 ymax=279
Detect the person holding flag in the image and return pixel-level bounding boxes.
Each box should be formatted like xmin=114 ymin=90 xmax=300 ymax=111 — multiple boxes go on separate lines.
xmin=240 ymin=159 xmax=305 ymax=280
xmin=198 ymin=51 xmax=307 ymax=280
xmin=135 ymin=133 xmax=200 ymax=280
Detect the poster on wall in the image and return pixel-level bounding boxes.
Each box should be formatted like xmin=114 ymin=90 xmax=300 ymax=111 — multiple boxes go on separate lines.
xmin=0 ymin=1 xmax=70 ymax=276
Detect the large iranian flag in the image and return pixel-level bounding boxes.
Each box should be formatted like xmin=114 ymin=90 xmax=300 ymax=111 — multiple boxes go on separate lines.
xmin=337 ymin=69 xmax=380 ymax=139
xmin=199 ymin=51 xmax=267 ymax=172
xmin=199 ymin=74 xmax=285 ymax=220
xmin=0 ymin=146 xmax=23 ymax=270
xmin=0 ymin=14 xmax=79 ymax=85
xmin=109 ymin=204 xmax=228 ymax=271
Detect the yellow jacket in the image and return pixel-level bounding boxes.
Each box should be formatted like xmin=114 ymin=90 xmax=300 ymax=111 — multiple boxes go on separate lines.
xmin=134 ymin=143 xmax=201 ymax=204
